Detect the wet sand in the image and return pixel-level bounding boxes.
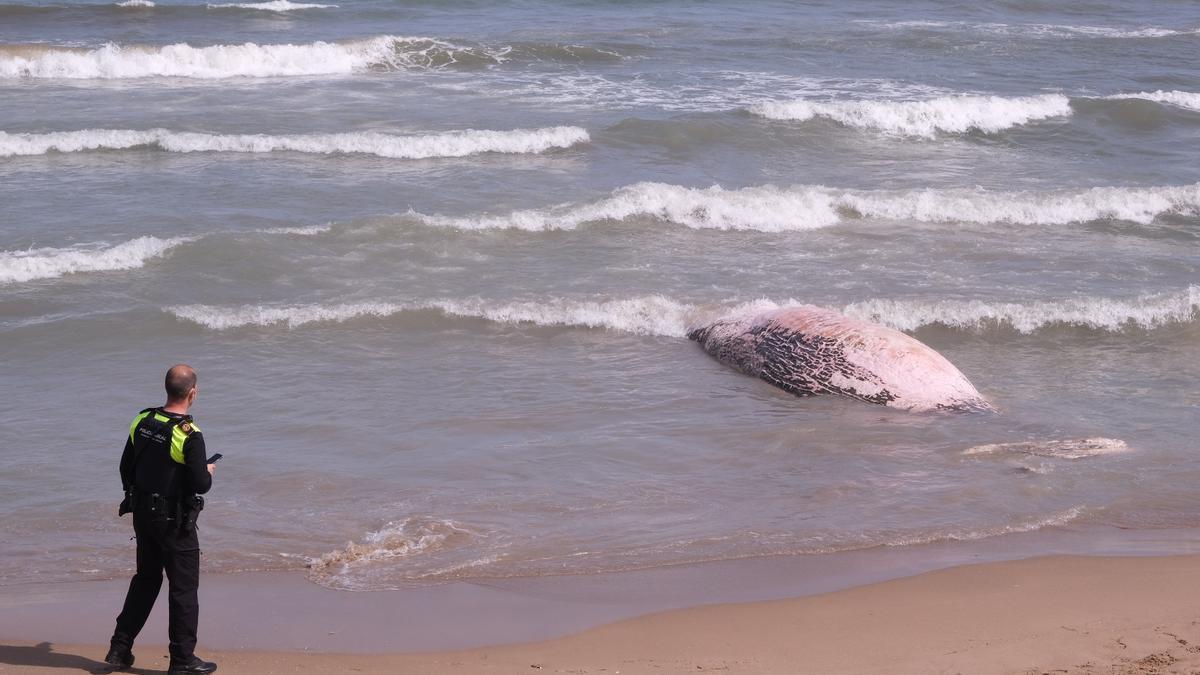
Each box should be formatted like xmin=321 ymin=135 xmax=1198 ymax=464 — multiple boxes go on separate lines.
xmin=3 ymin=555 xmax=1199 ymax=674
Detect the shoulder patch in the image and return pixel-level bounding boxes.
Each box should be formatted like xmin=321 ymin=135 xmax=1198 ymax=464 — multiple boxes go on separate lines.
xmin=179 ymin=421 xmax=193 ymax=434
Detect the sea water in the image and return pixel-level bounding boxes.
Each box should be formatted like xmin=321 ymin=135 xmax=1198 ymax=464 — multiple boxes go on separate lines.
xmin=0 ymin=0 xmax=1197 ymax=591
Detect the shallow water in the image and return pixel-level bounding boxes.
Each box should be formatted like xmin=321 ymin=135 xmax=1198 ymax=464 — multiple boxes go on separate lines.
xmin=0 ymin=0 xmax=1197 ymax=590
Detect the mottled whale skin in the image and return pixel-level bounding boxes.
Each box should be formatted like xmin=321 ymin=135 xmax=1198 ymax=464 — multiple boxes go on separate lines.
xmin=688 ymin=305 xmax=991 ymax=412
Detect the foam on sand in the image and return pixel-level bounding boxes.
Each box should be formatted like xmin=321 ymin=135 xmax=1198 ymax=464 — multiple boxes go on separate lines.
xmin=748 ymin=94 xmax=1071 ymax=137
xmin=0 ymin=236 xmax=190 ymax=284
xmin=0 ymin=127 xmax=589 ymax=159
xmin=412 ymin=181 xmax=1200 ymax=232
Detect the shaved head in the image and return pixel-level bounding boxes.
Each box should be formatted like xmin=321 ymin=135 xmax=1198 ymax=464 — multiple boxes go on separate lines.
xmin=165 ymin=364 xmax=197 ymax=403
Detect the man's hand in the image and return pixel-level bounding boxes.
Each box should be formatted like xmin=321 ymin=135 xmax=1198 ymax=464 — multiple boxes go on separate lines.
xmin=207 ymin=463 xmax=216 ymax=476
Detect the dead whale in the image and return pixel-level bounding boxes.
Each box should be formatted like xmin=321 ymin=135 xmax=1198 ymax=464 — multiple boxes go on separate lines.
xmin=688 ymin=305 xmax=991 ymax=412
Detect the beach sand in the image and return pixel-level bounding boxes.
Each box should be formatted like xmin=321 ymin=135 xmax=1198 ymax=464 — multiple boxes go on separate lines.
xmin=2 ymin=554 xmax=1198 ymax=674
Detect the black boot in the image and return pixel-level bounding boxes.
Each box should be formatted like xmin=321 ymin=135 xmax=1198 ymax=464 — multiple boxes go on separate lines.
xmin=167 ymin=655 xmax=217 ymax=674
xmin=103 ymin=644 xmax=135 ymax=670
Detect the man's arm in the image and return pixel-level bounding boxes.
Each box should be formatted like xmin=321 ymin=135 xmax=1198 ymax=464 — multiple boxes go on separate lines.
xmin=119 ymin=436 xmax=135 ymax=491
xmin=184 ymin=432 xmax=213 ymax=495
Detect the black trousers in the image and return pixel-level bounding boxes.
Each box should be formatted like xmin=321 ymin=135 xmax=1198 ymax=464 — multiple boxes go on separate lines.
xmin=111 ymin=511 xmax=201 ymax=661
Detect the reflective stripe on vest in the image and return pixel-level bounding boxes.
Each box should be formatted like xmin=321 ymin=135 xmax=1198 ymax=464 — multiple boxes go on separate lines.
xmin=130 ymin=410 xmax=199 ymax=465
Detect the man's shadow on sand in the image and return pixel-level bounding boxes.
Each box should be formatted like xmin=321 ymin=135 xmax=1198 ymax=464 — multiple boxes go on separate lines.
xmin=0 ymin=642 xmax=163 ymax=674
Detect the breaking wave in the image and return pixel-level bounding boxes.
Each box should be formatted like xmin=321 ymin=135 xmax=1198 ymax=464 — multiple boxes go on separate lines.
xmin=749 ymin=93 xmax=1071 ymax=137
xmin=116 ymin=0 xmax=155 ymax=6
xmin=169 ymin=287 xmax=1200 ymax=336
xmin=0 ymin=35 xmax=620 ymax=79
xmin=417 ymin=183 xmax=850 ymax=232
xmin=869 ymin=20 xmax=1199 ymax=39
xmin=0 ymin=236 xmax=190 ymax=284
xmin=306 ymin=517 xmax=485 ymax=588
xmin=964 ymin=438 xmax=1130 ymax=459
xmin=412 ymin=181 xmax=1200 ymax=232
xmin=843 ymin=286 xmax=1200 ymax=333
xmin=0 ymin=223 xmax=332 ymax=285
xmin=0 ymin=126 xmax=589 ymax=159
xmin=171 ymin=296 xmax=708 ymax=335
xmin=1103 ymin=90 xmax=1200 ymax=113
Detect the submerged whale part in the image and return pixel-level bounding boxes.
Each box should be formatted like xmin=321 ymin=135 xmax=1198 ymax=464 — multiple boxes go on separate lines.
xmin=688 ymin=305 xmax=991 ymax=412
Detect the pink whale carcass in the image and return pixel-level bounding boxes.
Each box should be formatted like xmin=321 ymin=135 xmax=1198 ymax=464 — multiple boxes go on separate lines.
xmin=688 ymin=305 xmax=992 ymax=412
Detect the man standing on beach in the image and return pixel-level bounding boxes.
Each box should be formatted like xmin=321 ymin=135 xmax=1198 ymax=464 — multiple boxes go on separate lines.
xmin=105 ymin=364 xmax=218 ymax=675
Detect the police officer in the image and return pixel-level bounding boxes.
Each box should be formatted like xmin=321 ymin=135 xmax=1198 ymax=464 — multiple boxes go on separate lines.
xmin=105 ymin=364 xmax=218 ymax=674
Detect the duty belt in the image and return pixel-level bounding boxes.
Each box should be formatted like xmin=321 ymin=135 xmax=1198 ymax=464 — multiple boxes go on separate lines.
xmin=119 ymin=491 xmax=204 ymax=529
xmin=132 ymin=492 xmax=184 ymax=517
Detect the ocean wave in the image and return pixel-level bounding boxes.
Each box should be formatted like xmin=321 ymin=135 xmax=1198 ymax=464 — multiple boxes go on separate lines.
xmin=0 ymin=35 xmax=621 ymax=79
xmin=307 ymin=518 xmax=471 ymax=573
xmin=0 ymin=0 xmax=332 ymax=11
xmin=169 ymin=288 xmax=1199 ymax=336
xmin=0 ymin=236 xmax=190 ymax=284
xmin=1020 ymin=23 xmax=1196 ymax=39
xmin=170 ymin=296 xmax=707 ymax=335
xmin=207 ymin=1 xmax=336 ymax=10
xmin=748 ymin=94 xmax=1071 ymax=137
xmin=0 ymin=126 xmax=589 ymax=159
xmin=964 ymin=438 xmax=1130 ymax=459
xmin=412 ymin=181 xmax=1200 ymax=232
xmin=883 ymin=506 xmax=1087 ymax=546
xmin=868 ymin=20 xmax=1197 ymax=39
xmin=417 ymin=183 xmax=848 ymax=232
xmin=844 ymin=287 xmax=1200 ymax=333
xmin=1103 ymin=90 xmax=1200 ymax=113
xmin=256 ymin=224 xmax=333 ymax=236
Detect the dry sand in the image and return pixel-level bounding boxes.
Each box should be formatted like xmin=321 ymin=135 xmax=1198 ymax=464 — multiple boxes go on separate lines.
xmin=2 ymin=555 xmax=1198 ymax=674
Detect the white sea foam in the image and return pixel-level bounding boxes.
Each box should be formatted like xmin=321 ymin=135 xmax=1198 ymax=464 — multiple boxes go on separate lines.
xmin=207 ymin=1 xmax=336 ymax=10
xmin=748 ymin=94 xmax=1072 ymax=137
xmin=884 ymin=506 xmax=1087 ymax=546
xmin=413 ymin=181 xmax=1200 ymax=232
xmin=1103 ymin=90 xmax=1200 ymax=113
xmin=0 ymin=127 xmax=589 ymax=159
xmin=418 ymin=183 xmax=846 ymax=232
xmin=115 ymin=0 xmax=154 ymax=6
xmin=169 ymin=287 xmax=1199 ymax=336
xmin=0 ymin=35 xmax=489 ymax=79
xmin=0 ymin=236 xmax=190 ymax=284
xmin=843 ymin=286 xmax=1200 ymax=333
xmin=868 ymin=20 xmax=1196 ymax=39
xmin=1021 ymin=24 xmax=1195 ymax=39
xmin=171 ymin=296 xmax=708 ymax=335
xmin=964 ymin=438 xmax=1130 ymax=459
xmin=308 ymin=518 xmax=470 ymax=571
xmin=257 ymin=224 xmax=333 ymax=236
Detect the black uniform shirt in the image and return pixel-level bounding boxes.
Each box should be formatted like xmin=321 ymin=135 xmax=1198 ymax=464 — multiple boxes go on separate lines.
xmin=119 ymin=409 xmax=212 ymax=498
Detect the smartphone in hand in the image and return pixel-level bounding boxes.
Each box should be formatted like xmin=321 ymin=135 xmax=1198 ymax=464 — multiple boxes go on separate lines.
xmin=206 ymin=453 xmax=223 ymax=464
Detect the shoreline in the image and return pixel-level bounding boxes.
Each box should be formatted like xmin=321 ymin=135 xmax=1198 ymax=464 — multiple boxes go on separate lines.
xmin=4 ymin=554 xmax=1200 ymax=673
xmin=0 ymin=525 xmax=1195 ymax=652
xmin=2 ymin=526 xmax=1199 ymax=658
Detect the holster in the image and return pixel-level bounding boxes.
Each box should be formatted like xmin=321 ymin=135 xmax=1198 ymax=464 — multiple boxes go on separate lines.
xmin=180 ymin=495 xmax=204 ymax=531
